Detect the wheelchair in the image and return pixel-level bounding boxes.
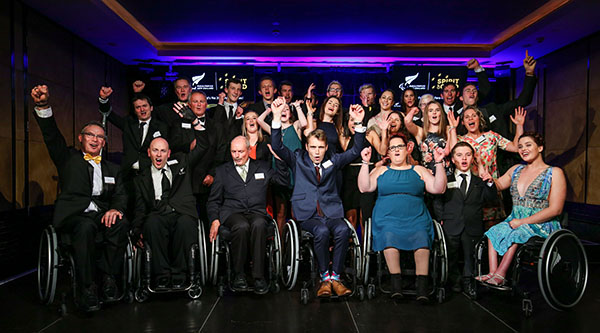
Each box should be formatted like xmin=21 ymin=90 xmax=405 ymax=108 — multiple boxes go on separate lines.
xmin=37 ymin=225 xmax=134 ymax=314
xmin=133 ymin=220 xmax=208 ymax=301
xmin=281 ymin=218 xmax=364 ymax=305
xmin=474 ymin=215 xmax=588 ymax=317
xmin=362 ymin=218 xmax=448 ymax=303
xmin=209 ymin=218 xmax=282 ymax=295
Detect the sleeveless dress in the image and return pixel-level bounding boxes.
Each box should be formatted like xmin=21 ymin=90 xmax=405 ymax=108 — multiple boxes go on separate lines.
xmin=485 ymin=165 xmax=561 ymax=255
xmin=317 ymin=121 xmax=340 ymax=154
xmin=371 ymin=166 xmax=434 ymax=251
xmin=276 ymin=125 xmax=302 ymax=189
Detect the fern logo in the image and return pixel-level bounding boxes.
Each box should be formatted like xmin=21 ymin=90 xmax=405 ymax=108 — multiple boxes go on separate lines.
xmin=399 ymin=73 xmax=419 ymax=91
xmin=191 ymin=73 xmax=206 ymax=89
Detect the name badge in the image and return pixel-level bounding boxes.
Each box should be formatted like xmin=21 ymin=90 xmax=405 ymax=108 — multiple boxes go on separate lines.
xmin=322 ymin=160 xmax=333 ymax=169
xmin=489 ymin=115 xmax=497 ymax=123
xmin=181 ymin=123 xmax=191 ymax=129
xmin=153 ymin=131 xmax=162 ymax=138
xmin=447 ymin=181 xmax=458 ymax=189
xmin=167 ymin=159 xmax=178 ymax=166
xmin=104 ymin=176 xmax=115 ymax=184
xmin=255 ymin=173 xmax=265 ymax=180
xmin=475 ymin=135 xmax=486 ymax=144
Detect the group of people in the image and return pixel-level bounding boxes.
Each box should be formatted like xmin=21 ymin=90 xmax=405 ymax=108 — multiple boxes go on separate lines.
xmin=33 ymin=50 xmax=567 ymax=312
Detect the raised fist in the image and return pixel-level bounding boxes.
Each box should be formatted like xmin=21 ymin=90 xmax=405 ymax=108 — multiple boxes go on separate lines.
xmin=99 ymin=86 xmax=113 ymax=99
xmin=132 ymin=80 xmax=145 ymax=93
xmin=467 ymin=59 xmax=481 ymax=70
xmin=31 ymin=85 xmax=50 ymax=106
xmin=218 ymin=92 xmax=226 ymax=105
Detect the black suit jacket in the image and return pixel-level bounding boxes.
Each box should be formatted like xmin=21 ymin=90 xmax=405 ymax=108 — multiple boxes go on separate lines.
xmin=247 ymin=100 xmax=274 ymax=124
xmin=207 ymin=159 xmax=288 ymax=224
xmin=169 ymin=117 xmax=227 ymax=194
xmin=34 ymin=112 xmax=127 ymax=228
xmin=101 ymin=99 xmax=169 ymax=172
xmin=209 ymin=104 xmax=244 ymax=142
xmin=155 ymin=101 xmax=183 ymax=128
xmin=132 ymin=131 xmax=210 ymax=232
xmin=437 ymin=173 xmax=498 ymax=237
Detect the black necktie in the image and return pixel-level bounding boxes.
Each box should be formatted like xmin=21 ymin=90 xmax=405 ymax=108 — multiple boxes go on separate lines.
xmin=460 ymin=173 xmax=468 ymax=196
xmin=315 ymin=166 xmax=323 ymax=217
xmin=228 ymin=105 xmax=234 ymax=121
xmin=161 ymin=169 xmax=171 ymax=200
xmin=139 ymin=121 xmax=147 ymax=144
xmin=449 ymin=106 xmax=453 ymax=114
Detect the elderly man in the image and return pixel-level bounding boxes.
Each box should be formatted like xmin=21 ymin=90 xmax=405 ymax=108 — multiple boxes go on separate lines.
xmin=32 ymin=85 xmax=129 ymax=312
xmin=207 ymin=136 xmax=288 ymax=294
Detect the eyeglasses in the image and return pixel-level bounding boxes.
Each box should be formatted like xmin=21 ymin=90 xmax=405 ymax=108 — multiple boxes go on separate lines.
xmin=328 ymin=88 xmax=341 ymax=92
xmin=82 ymin=132 xmax=107 ymax=140
xmin=388 ymin=144 xmax=406 ymax=152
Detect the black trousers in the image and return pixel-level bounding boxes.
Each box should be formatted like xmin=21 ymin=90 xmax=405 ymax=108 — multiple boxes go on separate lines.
xmin=301 ymin=217 xmax=350 ymax=274
xmin=223 ymin=212 xmax=268 ymax=279
xmin=58 ymin=211 xmax=129 ymax=288
xmin=143 ymin=212 xmax=197 ymax=275
xmin=445 ymin=230 xmax=480 ymax=284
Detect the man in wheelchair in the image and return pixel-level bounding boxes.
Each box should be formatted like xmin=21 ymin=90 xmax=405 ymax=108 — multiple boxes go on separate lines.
xmin=270 ymin=97 xmax=366 ymax=298
xmin=131 ymin=135 xmax=209 ymax=289
xmin=32 ymin=85 xmax=130 ymax=312
xmin=207 ymin=136 xmax=289 ymax=294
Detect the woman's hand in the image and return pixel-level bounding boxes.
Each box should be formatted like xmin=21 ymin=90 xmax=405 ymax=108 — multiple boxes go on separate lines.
xmin=361 ymin=147 xmax=372 ymax=163
xmin=376 ymin=116 xmax=389 ymax=132
xmin=509 ymin=219 xmax=523 ymax=229
xmin=510 ymin=106 xmax=527 ymax=126
xmin=433 ymin=147 xmax=445 ymax=163
xmin=447 ymin=110 xmax=460 ymax=128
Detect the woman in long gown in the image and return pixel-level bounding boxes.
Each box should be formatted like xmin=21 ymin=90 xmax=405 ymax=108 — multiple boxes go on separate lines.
xmin=357 ymin=134 xmax=447 ymax=302
xmin=477 ymin=132 xmax=567 ymax=286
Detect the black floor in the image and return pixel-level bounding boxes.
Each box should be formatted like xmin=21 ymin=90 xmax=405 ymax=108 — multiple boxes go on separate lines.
xmin=1 ymin=266 xmax=598 ymax=333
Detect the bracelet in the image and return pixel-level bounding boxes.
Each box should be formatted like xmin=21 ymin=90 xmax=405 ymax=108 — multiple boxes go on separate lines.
xmin=307 ymin=112 xmax=314 ymax=117
xmin=448 ymin=126 xmax=456 ymax=131
xmin=354 ymin=121 xmax=363 ymax=125
xmin=361 ymin=160 xmax=369 ymax=165
xmin=434 ymin=161 xmax=444 ymax=165
xmin=35 ymin=103 xmax=49 ymax=108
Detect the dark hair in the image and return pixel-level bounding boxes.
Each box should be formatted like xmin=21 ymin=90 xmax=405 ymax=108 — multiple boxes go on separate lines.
xmin=319 ymin=96 xmax=343 ymax=135
xmin=258 ymin=76 xmax=275 ymax=88
xmin=80 ymin=120 xmax=106 ymax=135
xmin=451 ymin=141 xmax=475 ymax=157
xmin=462 ymin=83 xmax=477 ymax=94
xmin=442 ymin=82 xmax=458 ymax=91
xmin=131 ymin=93 xmax=153 ymax=107
xmin=173 ymin=76 xmax=191 ymax=87
xmin=519 ymin=131 xmax=545 ymax=147
xmin=306 ymin=129 xmax=328 ymax=143
xmin=278 ymin=80 xmax=293 ymax=92
xmin=386 ymin=111 xmax=405 ymax=133
xmin=226 ymin=78 xmax=242 ymax=89
xmin=402 ymin=88 xmax=418 ymax=111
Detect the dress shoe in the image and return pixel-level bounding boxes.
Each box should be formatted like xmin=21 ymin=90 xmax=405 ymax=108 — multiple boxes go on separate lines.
xmin=78 ymin=283 xmax=100 ymax=312
xmin=253 ymin=278 xmax=269 ymax=295
xmin=102 ymin=274 xmax=118 ymax=301
xmin=171 ymin=273 xmax=187 ymax=289
xmin=416 ymin=275 xmax=430 ymax=304
xmin=154 ymin=274 xmax=170 ymax=289
xmin=390 ymin=274 xmax=404 ymax=299
xmin=316 ymin=281 xmax=332 ymax=298
xmin=232 ymin=273 xmax=248 ymax=292
xmin=331 ymin=280 xmax=352 ymax=297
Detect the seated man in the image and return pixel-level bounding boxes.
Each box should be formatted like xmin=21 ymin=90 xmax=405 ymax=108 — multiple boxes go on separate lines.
xmin=31 ymin=85 xmax=129 ymax=312
xmin=131 ymin=135 xmax=209 ymax=289
xmin=207 ymin=136 xmax=288 ymax=294
xmin=270 ymin=96 xmax=366 ymax=298
xmin=436 ymin=142 xmax=497 ymax=297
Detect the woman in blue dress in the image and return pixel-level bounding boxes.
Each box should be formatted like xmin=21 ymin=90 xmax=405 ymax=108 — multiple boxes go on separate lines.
xmin=358 ymin=133 xmax=447 ymax=302
xmin=478 ymin=132 xmax=567 ymax=286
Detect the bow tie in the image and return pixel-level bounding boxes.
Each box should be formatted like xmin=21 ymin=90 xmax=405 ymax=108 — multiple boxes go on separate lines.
xmin=84 ymin=153 xmax=102 ymax=164
xmin=198 ymin=116 xmax=206 ymax=122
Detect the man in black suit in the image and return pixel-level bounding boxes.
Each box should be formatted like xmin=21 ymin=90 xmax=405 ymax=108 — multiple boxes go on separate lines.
xmin=442 ymin=58 xmax=491 ymax=119
xmin=131 ymin=132 xmax=209 ymax=289
xmin=247 ymin=76 xmax=277 ymax=124
xmin=169 ymin=91 xmax=227 ymax=227
xmin=207 ymin=136 xmax=288 ymax=294
xmin=436 ymin=142 xmax=497 ymax=297
xmin=358 ymin=83 xmax=379 ymax=124
xmin=31 ymin=85 xmax=129 ymax=312
xmin=154 ymin=77 xmax=193 ymax=127
xmin=209 ymin=78 xmax=245 ymax=141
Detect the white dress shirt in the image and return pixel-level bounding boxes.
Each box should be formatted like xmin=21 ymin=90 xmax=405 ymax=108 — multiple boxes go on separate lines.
xmin=151 ymin=165 xmax=172 ymax=200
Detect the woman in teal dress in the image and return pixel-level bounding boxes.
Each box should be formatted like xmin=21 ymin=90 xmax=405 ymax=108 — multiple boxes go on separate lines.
xmin=358 ymin=133 xmax=447 ymax=302
xmin=478 ymin=132 xmax=567 ymax=286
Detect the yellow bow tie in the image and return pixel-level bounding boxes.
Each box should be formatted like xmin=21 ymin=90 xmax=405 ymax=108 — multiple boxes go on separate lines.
xmin=84 ymin=153 xmax=102 ymax=164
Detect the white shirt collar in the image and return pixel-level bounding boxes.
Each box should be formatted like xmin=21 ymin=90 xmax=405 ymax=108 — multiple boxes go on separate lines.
xmin=139 ymin=117 xmax=151 ymax=124
xmin=234 ymin=159 xmax=250 ymax=170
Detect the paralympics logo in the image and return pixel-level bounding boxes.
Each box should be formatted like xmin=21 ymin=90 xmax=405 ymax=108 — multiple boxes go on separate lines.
xmin=398 ymin=73 xmax=419 ymax=91
xmin=191 ymin=73 xmax=206 ymax=90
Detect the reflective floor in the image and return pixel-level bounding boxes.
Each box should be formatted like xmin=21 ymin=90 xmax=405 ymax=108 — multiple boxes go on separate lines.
xmin=1 ymin=264 xmax=598 ymax=333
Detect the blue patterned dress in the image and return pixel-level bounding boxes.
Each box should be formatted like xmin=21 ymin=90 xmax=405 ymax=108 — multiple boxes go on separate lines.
xmin=485 ymin=165 xmax=561 ymax=255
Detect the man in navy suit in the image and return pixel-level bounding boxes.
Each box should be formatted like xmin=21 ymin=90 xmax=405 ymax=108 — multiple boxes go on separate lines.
xmin=436 ymin=142 xmax=497 ymax=298
xmin=270 ymin=96 xmax=366 ymax=298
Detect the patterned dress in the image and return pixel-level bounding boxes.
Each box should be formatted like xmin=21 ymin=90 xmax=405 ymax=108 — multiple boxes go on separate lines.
xmin=485 ymin=165 xmax=561 ymax=255
xmin=419 ymin=132 xmax=452 ymax=176
xmin=459 ymin=131 xmax=511 ymax=221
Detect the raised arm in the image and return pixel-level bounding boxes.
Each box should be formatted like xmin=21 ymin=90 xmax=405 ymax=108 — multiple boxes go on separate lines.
xmin=510 ymin=167 xmax=566 ymax=229
xmin=257 ymin=107 xmax=272 ymax=134
xmin=270 ymin=97 xmax=296 ymax=167
xmin=335 ymin=105 xmax=367 ymax=167
xmin=303 ymin=99 xmax=317 ymax=137
xmin=504 ymin=107 xmax=526 ymax=152
xmin=358 ymin=147 xmax=379 ymax=193
xmin=373 ymin=117 xmax=390 ymax=155
xmin=446 ymin=111 xmax=460 ymax=154
xmin=468 ymin=59 xmax=491 ymax=102
xmin=99 ymin=86 xmax=127 ymax=131
xmin=404 ymin=107 xmax=423 ymax=143
xmin=418 ymin=147 xmax=447 ymax=194
xmin=293 ymin=100 xmax=308 ymax=132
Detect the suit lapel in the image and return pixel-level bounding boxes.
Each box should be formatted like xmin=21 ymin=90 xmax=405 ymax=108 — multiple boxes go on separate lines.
xmin=228 ymin=163 xmax=245 ymax=184
xmin=246 ymin=159 xmax=259 ymax=183
xmin=141 ymin=170 xmax=156 ymax=205
xmin=464 ymin=176 xmax=476 ymax=200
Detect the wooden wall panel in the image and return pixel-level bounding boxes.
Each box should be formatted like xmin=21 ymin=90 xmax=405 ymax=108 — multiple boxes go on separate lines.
xmin=73 ymin=39 xmax=106 ymax=135
xmin=0 ymin=137 xmax=13 ymax=210
xmin=587 ymin=148 xmax=600 ymax=205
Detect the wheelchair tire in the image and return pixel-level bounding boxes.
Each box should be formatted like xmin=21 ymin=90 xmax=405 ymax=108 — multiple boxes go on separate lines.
xmin=271 ymin=219 xmax=283 ymax=279
xmin=282 ymin=220 xmax=300 ymax=290
xmin=300 ymin=288 xmax=309 ymax=305
xmin=134 ymin=288 xmax=149 ymax=303
xmin=362 ymin=218 xmax=372 ymax=285
xmin=198 ymin=222 xmax=208 ymax=286
xmin=38 ymin=226 xmax=58 ymax=305
xmin=538 ymin=229 xmax=588 ymax=311
xmin=357 ymin=285 xmax=365 ymax=301
xmin=188 ymin=286 xmax=203 ymax=299
xmin=210 ymin=235 xmax=220 ymax=286
xmin=433 ymin=220 xmax=448 ymax=286
xmin=344 ymin=219 xmax=362 ymax=281
xmin=367 ymin=283 xmax=376 ymax=300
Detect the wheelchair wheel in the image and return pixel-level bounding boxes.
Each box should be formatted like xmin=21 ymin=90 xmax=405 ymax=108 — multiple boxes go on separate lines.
xmin=271 ymin=219 xmax=283 ymax=279
xmin=345 ymin=219 xmax=362 ymax=281
xmin=197 ymin=222 xmax=208 ymax=285
xmin=38 ymin=226 xmax=58 ymax=305
xmin=281 ymin=220 xmax=300 ymax=290
xmin=209 ymin=235 xmax=220 ymax=286
xmin=433 ymin=220 xmax=448 ymax=286
xmin=362 ymin=218 xmax=372 ymax=285
xmin=125 ymin=240 xmax=134 ymax=287
xmin=538 ymin=229 xmax=588 ymax=311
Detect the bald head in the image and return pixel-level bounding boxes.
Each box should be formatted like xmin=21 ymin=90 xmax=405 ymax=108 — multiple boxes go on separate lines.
xmin=148 ymin=137 xmax=171 ymax=169
xmin=230 ymin=136 xmax=250 ymax=166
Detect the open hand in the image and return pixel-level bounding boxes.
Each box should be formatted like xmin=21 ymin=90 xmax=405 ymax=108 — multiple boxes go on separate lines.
xmin=349 ymin=104 xmax=365 ymax=123
xmin=510 ymin=106 xmax=527 ymax=126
